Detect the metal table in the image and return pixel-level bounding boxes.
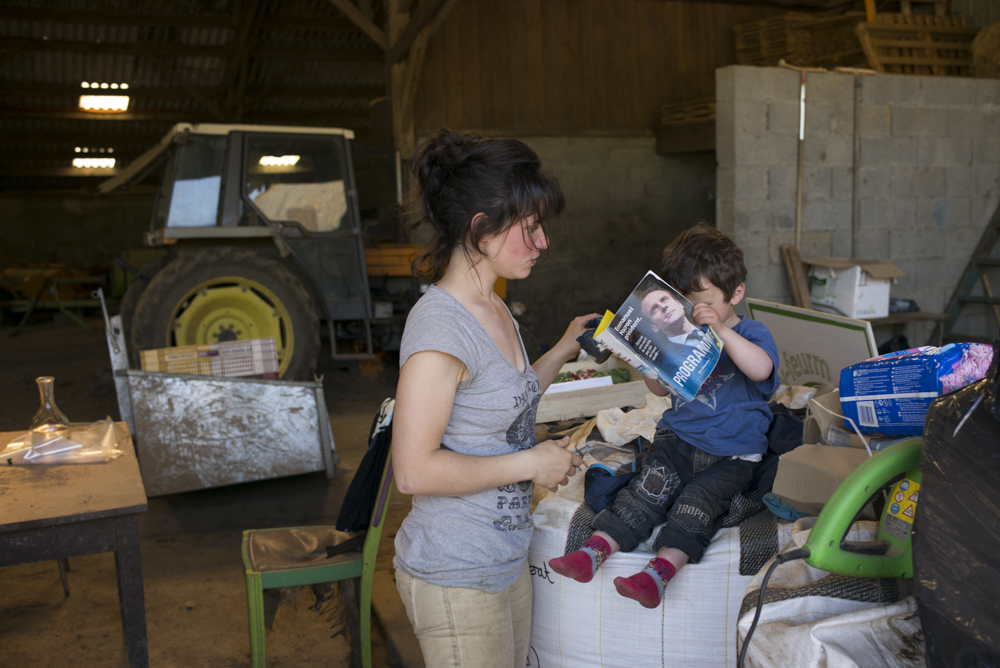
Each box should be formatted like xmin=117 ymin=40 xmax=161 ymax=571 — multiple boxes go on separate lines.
xmin=0 ymin=423 xmax=149 ymax=667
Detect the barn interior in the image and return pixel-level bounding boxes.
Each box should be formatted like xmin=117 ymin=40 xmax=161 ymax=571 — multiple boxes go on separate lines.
xmin=2 ymin=1 xmax=1000 ymax=667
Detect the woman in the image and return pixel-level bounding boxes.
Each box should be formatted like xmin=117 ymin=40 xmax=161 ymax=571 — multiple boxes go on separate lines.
xmin=392 ymin=130 xmax=596 ymax=668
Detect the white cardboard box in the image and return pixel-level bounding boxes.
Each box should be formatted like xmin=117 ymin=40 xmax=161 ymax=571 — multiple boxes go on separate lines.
xmin=805 ymin=257 xmax=905 ymax=319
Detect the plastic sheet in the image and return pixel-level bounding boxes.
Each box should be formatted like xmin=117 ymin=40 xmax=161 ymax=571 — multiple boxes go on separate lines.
xmin=2 ymin=417 xmax=121 ymax=465
xmin=913 ymin=340 xmax=1000 ymax=668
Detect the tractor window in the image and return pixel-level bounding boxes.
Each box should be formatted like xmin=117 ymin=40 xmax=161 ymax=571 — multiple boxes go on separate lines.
xmin=161 ymin=135 xmax=227 ymax=228
xmin=243 ymin=135 xmax=350 ymax=233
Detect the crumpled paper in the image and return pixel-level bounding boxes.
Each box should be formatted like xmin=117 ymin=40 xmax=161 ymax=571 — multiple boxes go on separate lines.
xmin=596 ymin=393 xmax=671 ymax=446
xmin=2 ymin=417 xmax=121 ymax=465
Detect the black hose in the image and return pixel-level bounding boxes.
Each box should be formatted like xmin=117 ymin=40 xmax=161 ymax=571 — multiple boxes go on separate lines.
xmin=737 ymin=546 xmax=811 ymax=668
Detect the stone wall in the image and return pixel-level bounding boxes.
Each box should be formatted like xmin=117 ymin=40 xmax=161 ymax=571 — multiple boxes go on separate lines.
xmin=716 ymin=65 xmax=1000 ymax=344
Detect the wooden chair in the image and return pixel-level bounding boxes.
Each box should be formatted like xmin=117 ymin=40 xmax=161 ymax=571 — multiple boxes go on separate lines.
xmin=241 ymin=441 xmax=394 ymax=667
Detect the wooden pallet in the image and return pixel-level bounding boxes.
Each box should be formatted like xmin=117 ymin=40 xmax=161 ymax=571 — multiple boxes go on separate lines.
xmin=660 ymin=99 xmax=715 ymax=126
xmin=734 ymin=12 xmax=868 ymax=68
xmin=856 ymin=14 xmax=977 ymax=76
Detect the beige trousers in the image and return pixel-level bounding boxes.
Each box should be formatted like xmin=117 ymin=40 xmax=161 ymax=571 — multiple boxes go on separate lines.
xmin=394 ymin=565 xmax=532 ymax=668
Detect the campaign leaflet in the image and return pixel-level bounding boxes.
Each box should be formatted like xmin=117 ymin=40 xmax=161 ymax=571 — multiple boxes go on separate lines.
xmin=593 ymin=270 xmax=723 ymax=402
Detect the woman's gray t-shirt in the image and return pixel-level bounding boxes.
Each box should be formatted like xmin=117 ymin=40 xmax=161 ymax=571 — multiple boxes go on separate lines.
xmin=392 ymin=285 xmax=541 ymax=593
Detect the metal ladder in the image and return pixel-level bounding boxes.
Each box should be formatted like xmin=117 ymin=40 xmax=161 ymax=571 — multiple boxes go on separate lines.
xmin=936 ymin=202 xmax=1000 ymax=344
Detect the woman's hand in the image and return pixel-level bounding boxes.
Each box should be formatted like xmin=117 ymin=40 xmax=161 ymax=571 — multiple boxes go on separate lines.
xmin=528 ymin=436 xmax=584 ymax=492
xmin=553 ymin=313 xmax=603 ymax=359
xmin=533 ymin=312 xmax=603 ymax=392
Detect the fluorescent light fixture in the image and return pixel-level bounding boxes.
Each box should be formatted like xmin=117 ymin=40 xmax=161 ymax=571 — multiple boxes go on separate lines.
xmin=73 ymin=157 xmax=116 ymax=169
xmin=259 ymin=155 xmax=300 ymax=167
xmin=79 ymin=94 xmax=129 ymax=112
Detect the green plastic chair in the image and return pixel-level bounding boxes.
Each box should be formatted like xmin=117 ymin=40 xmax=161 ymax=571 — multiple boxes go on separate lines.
xmin=241 ymin=449 xmax=394 ymax=668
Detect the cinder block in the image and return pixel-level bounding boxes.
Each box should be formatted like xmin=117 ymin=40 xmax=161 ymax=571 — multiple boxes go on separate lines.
xmin=857 ymin=104 xmax=891 ymax=138
xmin=716 ymin=102 xmax=736 ymax=169
xmin=831 ymin=228 xmax=853 ymax=258
xmin=858 ymin=167 xmax=891 ymax=198
xmin=917 ymin=137 xmax=973 ymax=167
xmin=832 ymin=166 xmax=854 ymax=201
xmin=731 ymin=66 xmax=800 ymax=102
xmin=859 ymin=197 xmax=916 ymax=229
xmin=735 ymin=167 xmax=768 ymax=201
xmin=800 ymin=231 xmax=833 ymax=260
xmin=889 ymin=228 xmax=948 ymax=261
xmin=746 ymin=263 xmax=795 ymax=304
xmin=803 ymin=167 xmax=832 ymax=200
xmin=945 ymin=223 xmax=986 ymax=260
xmin=768 ymin=231 xmax=795 ymax=264
xmin=916 ymin=197 xmax=971 ymax=228
xmin=717 ymin=198 xmax=735 ymax=235
xmin=730 ymin=230 xmax=769 ymax=265
xmin=830 ymin=99 xmax=856 ymax=136
xmin=767 ymin=101 xmax=800 ymax=135
xmin=860 ymin=137 xmax=918 ymax=167
xmin=804 ymin=72 xmax=854 ymax=104
xmin=920 ymin=77 xmax=977 ymax=107
xmin=768 ymin=166 xmax=798 ymax=200
xmin=717 ymin=168 xmax=735 ymax=201
xmin=804 ymin=134 xmax=853 ymax=166
xmin=892 ymin=106 xmax=949 ymax=137
xmin=716 ymin=66 xmax=736 ymax=102
xmin=947 ymin=166 xmax=975 ymax=197
xmin=972 ymin=194 xmax=1000 ymax=227
xmin=948 ymin=109 xmax=1000 ymax=138
xmin=973 ymin=138 xmax=1000 ymax=165
xmin=861 ymin=74 xmax=922 ymax=106
xmin=890 ymin=166 xmax=947 ymax=198
xmin=735 ymin=198 xmax=795 ymax=232
xmin=801 ymin=198 xmax=852 ymax=231
xmin=856 ymin=229 xmax=891 ymax=260
xmin=975 ymin=165 xmax=1000 ymax=196
xmin=805 ymin=102 xmax=833 ymax=135
xmin=976 ymin=78 xmax=1000 ymax=107
xmin=734 ymin=133 xmax=798 ymax=166
xmin=734 ymin=99 xmax=769 ymax=136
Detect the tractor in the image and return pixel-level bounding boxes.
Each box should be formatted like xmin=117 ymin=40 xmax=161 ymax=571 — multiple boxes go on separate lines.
xmin=103 ymin=122 xmax=421 ymax=380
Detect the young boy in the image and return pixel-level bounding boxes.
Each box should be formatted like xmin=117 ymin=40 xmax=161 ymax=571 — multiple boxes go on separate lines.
xmin=550 ymin=222 xmax=779 ymax=608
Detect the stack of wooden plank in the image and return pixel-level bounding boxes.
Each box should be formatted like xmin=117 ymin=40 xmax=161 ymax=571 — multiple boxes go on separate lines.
xmin=856 ymin=14 xmax=978 ymax=76
xmin=734 ymin=12 xmax=868 ymax=68
xmin=655 ymin=99 xmax=716 ymax=155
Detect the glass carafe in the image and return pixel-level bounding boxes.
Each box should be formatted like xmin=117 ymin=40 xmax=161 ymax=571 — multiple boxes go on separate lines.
xmin=29 ymin=376 xmax=71 ymax=440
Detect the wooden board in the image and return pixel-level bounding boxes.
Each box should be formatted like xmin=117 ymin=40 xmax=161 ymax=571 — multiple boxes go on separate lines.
xmin=365 ymin=244 xmax=422 ymax=277
xmin=734 ymin=12 xmax=867 ymax=68
xmin=780 ymin=244 xmax=813 ymax=310
xmin=536 ymin=379 xmax=650 ymax=424
xmin=371 ymin=570 xmax=424 ymax=668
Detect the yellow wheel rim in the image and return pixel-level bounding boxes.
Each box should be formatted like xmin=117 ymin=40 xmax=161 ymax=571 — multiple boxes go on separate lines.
xmin=168 ymin=276 xmax=295 ymax=377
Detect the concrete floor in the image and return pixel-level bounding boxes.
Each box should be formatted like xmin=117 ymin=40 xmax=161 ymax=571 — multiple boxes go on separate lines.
xmin=0 ymin=317 xmax=413 ymax=668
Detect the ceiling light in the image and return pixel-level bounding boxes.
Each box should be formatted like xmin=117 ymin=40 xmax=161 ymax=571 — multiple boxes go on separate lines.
xmin=100 ymin=83 xmax=109 ymax=89
xmin=259 ymin=155 xmax=300 ymax=167
xmin=110 ymin=83 xmax=118 ymax=89
xmin=74 ymin=147 xmax=81 ymax=152
xmin=81 ymin=82 xmax=89 ymax=88
xmin=120 ymin=83 xmax=128 ymax=90
xmin=73 ymin=157 xmax=116 ymax=169
xmin=79 ymin=94 xmax=129 ymax=112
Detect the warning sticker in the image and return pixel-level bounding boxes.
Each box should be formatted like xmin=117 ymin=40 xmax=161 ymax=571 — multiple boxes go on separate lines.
xmin=884 ymin=477 xmax=920 ymax=536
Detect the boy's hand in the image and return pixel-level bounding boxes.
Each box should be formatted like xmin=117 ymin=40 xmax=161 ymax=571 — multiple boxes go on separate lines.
xmin=691 ymin=302 xmax=727 ymax=333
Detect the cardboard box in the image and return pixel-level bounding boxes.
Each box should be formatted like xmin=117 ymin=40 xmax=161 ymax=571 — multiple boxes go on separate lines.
xmin=802 ymin=385 xmax=868 ymax=449
xmin=804 ymin=257 xmax=905 ymax=319
xmin=535 ymin=357 xmax=648 ymax=423
xmin=772 ymin=444 xmax=873 ymax=517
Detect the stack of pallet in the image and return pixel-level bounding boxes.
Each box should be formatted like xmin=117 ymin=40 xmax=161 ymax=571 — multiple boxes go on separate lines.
xmin=856 ymin=13 xmax=978 ymax=76
xmin=734 ymin=12 xmax=867 ymax=68
xmin=140 ymin=338 xmax=279 ymax=379
xmin=655 ymin=99 xmax=716 ymax=155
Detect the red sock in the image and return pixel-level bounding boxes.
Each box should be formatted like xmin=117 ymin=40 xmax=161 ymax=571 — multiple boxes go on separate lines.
xmin=614 ymin=557 xmax=676 ymax=609
xmin=549 ymin=535 xmax=612 ymax=584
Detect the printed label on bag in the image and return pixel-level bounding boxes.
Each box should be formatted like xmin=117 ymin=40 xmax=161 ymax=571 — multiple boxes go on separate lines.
xmin=882 ymin=477 xmax=920 ymax=541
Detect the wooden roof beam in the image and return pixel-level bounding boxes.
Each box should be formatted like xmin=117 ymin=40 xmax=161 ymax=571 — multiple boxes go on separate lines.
xmin=1 ymin=38 xmax=229 ymax=59
xmin=388 ymin=0 xmax=448 ymax=64
xmin=327 ymin=0 xmax=388 ymax=50
xmin=1 ymin=83 xmax=384 ymax=101
xmin=2 ymin=7 xmax=235 ymax=28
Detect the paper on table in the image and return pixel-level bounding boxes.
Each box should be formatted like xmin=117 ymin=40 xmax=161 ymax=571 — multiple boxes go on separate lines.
xmin=544 ymin=376 xmax=614 ymax=394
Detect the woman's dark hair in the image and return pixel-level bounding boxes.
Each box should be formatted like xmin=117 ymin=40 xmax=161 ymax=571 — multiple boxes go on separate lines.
xmin=406 ymin=129 xmax=565 ymax=282
xmin=659 ymin=222 xmax=747 ymax=302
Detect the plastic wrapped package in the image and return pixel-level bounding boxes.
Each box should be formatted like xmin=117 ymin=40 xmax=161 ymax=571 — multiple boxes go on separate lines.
xmin=913 ymin=341 xmax=1000 ymax=668
xmin=2 ymin=417 xmax=121 ymax=465
xmin=840 ymin=343 xmax=994 ymax=437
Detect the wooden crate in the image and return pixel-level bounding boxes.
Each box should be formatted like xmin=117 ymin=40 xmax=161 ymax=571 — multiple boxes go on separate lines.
xmin=856 ymin=14 xmax=977 ymax=76
xmin=734 ymin=12 xmax=868 ymax=68
xmin=364 ymin=244 xmax=422 ymax=277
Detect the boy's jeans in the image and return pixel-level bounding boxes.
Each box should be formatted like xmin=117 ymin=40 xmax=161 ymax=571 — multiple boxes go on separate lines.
xmin=591 ymin=427 xmax=756 ymax=563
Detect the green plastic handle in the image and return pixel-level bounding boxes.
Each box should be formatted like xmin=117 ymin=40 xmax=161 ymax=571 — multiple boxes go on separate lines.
xmin=803 ymin=438 xmax=923 ymax=579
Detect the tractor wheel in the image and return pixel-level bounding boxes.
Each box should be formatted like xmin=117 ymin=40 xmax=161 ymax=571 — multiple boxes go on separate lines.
xmin=129 ymin=247 xmax=321 ymax=380
xmin=119 ymin=252 xmax=173 ymax=368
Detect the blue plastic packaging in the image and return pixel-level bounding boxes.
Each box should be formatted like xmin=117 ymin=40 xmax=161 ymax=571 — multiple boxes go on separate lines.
xmin=839 ymin=343 xmax=975 ymax=437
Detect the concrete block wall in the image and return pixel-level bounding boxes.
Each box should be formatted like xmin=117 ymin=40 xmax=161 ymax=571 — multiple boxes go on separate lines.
xmin=717 ymin=66 xmax=1000 ymax=343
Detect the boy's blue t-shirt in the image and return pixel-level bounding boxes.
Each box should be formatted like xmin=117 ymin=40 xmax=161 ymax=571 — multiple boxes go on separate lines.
xmin=657 ymin=316 xmax=779 ymax=457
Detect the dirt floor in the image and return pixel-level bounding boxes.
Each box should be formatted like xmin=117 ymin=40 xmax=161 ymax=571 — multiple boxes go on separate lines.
xmin=0 ymin=316 xmax=414 ymax=668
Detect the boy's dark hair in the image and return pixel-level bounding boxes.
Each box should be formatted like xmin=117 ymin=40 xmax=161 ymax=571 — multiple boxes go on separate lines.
xmin=406 ymin=129 xmax=565 ymax=282
xmin=659 ymin=222 xmax=746 ymax=302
